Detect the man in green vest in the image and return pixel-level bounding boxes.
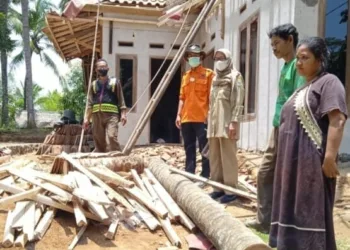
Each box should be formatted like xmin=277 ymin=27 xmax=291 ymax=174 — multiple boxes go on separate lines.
xmin=83 ymin=59 xmax=127 ymax=152
xmin=245 ymin=24 xmax=304 ymax=233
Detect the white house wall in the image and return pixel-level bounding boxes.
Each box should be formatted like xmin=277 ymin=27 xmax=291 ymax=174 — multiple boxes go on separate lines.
xmin=225 ymin=0 xmax=322 ymax=151
xmin=195 ymin=9 xmax=225 ymax=56
xmin=101 ymin=13 xmax=188 ymax=146
xmin=101 ymin=12 xmax=223 ymax=146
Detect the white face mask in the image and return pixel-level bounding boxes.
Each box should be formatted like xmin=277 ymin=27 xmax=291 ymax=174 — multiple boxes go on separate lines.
xmin=215 ymin=60 xmax=229 ymax=71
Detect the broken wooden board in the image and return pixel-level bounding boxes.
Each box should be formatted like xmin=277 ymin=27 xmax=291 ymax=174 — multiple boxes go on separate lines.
xmin=124 ymin=196 xmax=160 ymax=231
xmin=105 ymin=219 xmax=119 ymax=240
xmin=34 ymin=209 xmax=56 ymax=240
xmin=2 ymin=210 xmax=15 ymax=247
xmin=61 ymin=152 xmax=134 ymax=211
xmin=0 ymin=187 xmax=42 ymax=207
xmin=23 ymin=201 xmax=36 ymax=241
xmin=90 ymin=166 xmax=135 ymax=188
xmin=71 ymin=171 xmax=110 ymax=221
xmin=144 ymin=169 xmax=182 ymax=221
xmin=9 ymin=168 xmax=73 ymax=202
xmin=11 ymin=201 xmax=30 ymax=229
xmin=159 ymin=217 xmax=182 ymax=248
xmin=0 ymin=182 xmax=103 ymax=222
xmin=124 ymin=186 xmax=167 ymax=219
xmin=25 ymin=169 xmax=73 ymax=192
xmin=68 ymin=223 xmax=88 ymax=250
xmin=73 ymin=201 xmax=88 ymax=227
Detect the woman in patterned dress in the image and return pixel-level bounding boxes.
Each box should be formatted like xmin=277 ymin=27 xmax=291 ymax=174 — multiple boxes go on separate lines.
xmin=269 ymin=37 xmax=348 ymax=249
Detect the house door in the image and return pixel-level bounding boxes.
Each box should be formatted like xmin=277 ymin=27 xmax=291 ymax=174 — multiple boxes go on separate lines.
xmin=150 ymin=59 xmax=182 ymax=143
xmin=203 ymin=49 xmax=215 ymax=70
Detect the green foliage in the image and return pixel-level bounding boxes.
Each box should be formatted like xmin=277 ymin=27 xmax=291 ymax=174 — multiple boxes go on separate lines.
xmin=60 ymin=62 xmax=86 ymax=121
xmin=0 ymin=13 xmax=15 ymax=53
xmin=36 ymin=90 xmax=63 ymax=111
xmin=7 ymin=82 xmax=44 ymax=120
xmin=9 ymin=0 xmax=61 ymax=78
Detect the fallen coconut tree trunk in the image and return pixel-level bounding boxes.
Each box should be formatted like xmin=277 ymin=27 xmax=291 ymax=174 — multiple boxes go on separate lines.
xmin=148 ymin=158 xmax=271 ymax=250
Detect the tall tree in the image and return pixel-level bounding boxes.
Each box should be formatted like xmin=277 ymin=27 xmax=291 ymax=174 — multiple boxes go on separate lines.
xmin=10 ymin=0 xmax=60 ymax=110
xmin=21 ymin=0 xmax=35 ymax=127
xmin=0 ymin=0 xmax=14 ymax=126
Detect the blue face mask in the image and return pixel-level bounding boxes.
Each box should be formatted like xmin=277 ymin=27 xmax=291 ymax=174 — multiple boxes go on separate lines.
xmin=188 ymin=57 xmax=201 ymax=68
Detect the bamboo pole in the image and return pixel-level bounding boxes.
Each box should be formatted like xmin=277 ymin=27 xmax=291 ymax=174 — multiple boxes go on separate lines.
xmin=122 ymin=0 xmax=218 ymax=154
xmin=169 ymin=167 xmax=257 ymax=201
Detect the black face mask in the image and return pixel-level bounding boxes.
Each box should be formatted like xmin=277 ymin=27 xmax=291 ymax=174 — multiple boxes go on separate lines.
xmin=98 ymin=69 xmax=108 ymax=77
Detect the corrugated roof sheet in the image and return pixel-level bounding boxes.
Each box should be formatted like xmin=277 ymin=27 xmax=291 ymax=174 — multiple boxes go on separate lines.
xmin=101 ymin=0 xmax=167 ymax=7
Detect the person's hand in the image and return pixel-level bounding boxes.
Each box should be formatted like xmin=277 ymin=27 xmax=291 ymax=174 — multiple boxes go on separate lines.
xmin=228 ymin=122 xmax=238 ymax=139
xmin=121 ymin=114 xmax=127 ymax=126
xmin=83 ymin=119 xmax=90 ymax=130
xmin=175 ymin=115 xmax=181 ymax=129
xmin=322 ymin=156 xmax=339 ymax=178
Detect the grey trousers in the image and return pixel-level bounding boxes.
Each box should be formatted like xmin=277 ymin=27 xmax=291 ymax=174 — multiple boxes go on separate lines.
xmin=256 ymin=127 xmax=279 ymax=229
xmin=209 ymin=138 xmax=238 ymax=193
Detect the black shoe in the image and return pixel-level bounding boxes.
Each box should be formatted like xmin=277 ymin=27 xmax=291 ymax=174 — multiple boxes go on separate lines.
xmin=219 ymin=194 xmax=237 ymax=204
xmin=245 ymin=219 xmax=269 ymax=234
xmin=209 ymin=191 xmax=225 ymax=200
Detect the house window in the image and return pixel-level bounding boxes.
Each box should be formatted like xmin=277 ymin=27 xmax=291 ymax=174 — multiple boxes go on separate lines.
xmin=324 ymin=0 xmax=348 ymax=87
xmin=116 ymin=55 xmax=137 ymax=110
xmin=239 ymin=16 xmax=259 ymax=116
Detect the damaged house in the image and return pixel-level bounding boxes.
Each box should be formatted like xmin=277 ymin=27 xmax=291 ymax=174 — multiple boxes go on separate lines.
xmin=43 ymin=0 xmax=350 ymax=155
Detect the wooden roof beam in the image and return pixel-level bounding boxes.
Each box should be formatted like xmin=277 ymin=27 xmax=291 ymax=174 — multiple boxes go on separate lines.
xmin=47 ymin=14 xmax=95 ymax=23
xmin=65 ymin=27 xmax=97 ymax=40
xmin=82 ymin=4 xmax=163 ymax=17
xmin=76 ymin=40 xmax=100 ymax=53
xmin=45 ymin=16 xmax=65 ymax=60
xmin=67 ymin=21 xmax=82 ymax=55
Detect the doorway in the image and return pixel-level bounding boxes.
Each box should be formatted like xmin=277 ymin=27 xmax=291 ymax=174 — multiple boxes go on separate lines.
xmin=203 ymin=49 xmax=215 ymax=70
xmin=150 ymin=59 xmax=182 ymax=143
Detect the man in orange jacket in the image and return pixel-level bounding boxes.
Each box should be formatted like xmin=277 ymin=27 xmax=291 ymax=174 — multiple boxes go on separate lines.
xmin=175 ymin=44 xmax=214 ymax=178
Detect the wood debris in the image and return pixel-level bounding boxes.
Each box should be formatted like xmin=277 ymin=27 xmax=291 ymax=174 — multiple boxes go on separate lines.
xmin=0 ymin=151 xmax=209 ymax=249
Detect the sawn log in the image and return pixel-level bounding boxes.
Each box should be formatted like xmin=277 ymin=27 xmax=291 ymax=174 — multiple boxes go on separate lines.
xmin=148 ymin=158 xmax=271 ymax=250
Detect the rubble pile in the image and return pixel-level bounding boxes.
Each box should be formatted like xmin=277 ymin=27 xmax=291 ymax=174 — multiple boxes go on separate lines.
xmin=130 ymin=145 xmax=261 ymax=187
xmin=36 ymin=125 xmax=93 ymax=155
xmin=0 ymin=153 xmax=197 ymax=249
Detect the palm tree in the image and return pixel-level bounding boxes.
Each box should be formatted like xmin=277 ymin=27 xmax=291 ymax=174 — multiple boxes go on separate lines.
xmin=0 ymin=0 xmax=14 ymax=126
xmin=9 ymin=0 xmax=61 ymax=110
xmin=20 ymin=0 xmax=36 ymax=127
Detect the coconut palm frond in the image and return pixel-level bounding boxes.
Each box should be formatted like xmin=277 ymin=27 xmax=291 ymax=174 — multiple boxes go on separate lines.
xmin=9 ymin=51 xmax=24 ymax=72
xmin=42 ymin=51 xmax=61 ymax=78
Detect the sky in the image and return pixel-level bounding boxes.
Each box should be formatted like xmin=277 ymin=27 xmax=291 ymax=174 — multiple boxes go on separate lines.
xmin=10 ymin=0 xmax=70 ymax=96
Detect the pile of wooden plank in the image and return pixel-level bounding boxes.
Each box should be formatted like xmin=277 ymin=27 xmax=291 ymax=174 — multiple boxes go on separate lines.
xmin=0 ymin=153 xmax=196 ymax=249
xmin=36 ymin=124 xmax=93 ymax=155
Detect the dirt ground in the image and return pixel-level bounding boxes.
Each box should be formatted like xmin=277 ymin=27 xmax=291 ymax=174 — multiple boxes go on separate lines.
xmin=0 ymin=129 xmax=49 ymax=143
xmin=0 ymin=148 xmax=349 ymax=250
